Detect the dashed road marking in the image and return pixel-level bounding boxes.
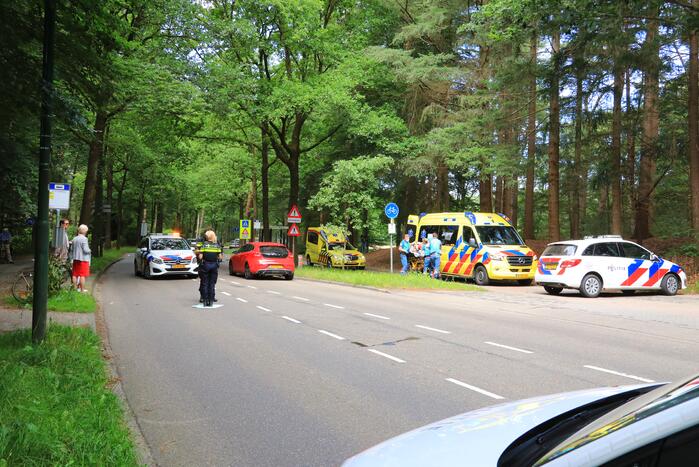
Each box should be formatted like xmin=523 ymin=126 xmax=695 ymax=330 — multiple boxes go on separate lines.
xmin=236 ymin=297 xmax=248 ymax=303
xmin=318 ymin=330 xmax=345 ymax=340
xmin=256 ymin=306 xmax=271 ymax=312
xmin=221 ymin=291 xmax=232 ymax=296
xmin=247 ymin=285 xmax=257 ymax=289
xmin=230 ymin=281 xmax=240 ymax=285
xmin=267 ymin=290 xmax=281 ymax=295
xmin=367 ymin=349 xmax=406 ymax=364
xmin=364 ymin=312 xmax=390 ymax=320
xmin=292 ymin=296 xmax=310 ymax=301
xmin=281 ymin=316 xmax=301 ymax=324
xmin=415 ymin=324 xmax=451 ymax=334
xmin=485 ymin=341 xmax=533 ymax=354
xmin=445 ymin=378 xmax=505 ymax=400
xmin=323 ymin=303 xmax=344 ymax=309
xmin=583 ymin=365 xmax=655 ymax=383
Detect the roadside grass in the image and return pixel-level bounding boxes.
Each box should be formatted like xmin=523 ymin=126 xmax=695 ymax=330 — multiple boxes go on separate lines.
xmin=90 ymin=246 xmax=134 ymax=276
xmin=3 ymin=289 xmax=97 ymax=313
xmin=295 ymin=266 xmax=482 ymax=291
xmin=0 ymin=326 xmax=139 ymax=466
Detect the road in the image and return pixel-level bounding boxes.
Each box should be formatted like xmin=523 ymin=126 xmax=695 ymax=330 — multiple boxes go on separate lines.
xmin=100 ymin=254 xmax=699 ymax=467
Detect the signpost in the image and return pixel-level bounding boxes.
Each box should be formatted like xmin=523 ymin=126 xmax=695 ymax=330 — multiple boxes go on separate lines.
xmin=384 ymin=202 xmax=399 ymax=273
xmin=240 ymin=219 xmax=251 ymax=240
xmin=49 ymin=182 xmax=70 ymax=249
xmin=287 ymin=205 xmax=302 ymax=265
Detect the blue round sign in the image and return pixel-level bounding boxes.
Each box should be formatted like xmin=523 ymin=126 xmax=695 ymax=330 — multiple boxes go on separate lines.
xmin=384 ymin=202 xmax=399 ymax=219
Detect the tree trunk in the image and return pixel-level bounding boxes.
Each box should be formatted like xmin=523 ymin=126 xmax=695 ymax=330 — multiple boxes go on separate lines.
xmin=598 ymin=183 xmax=609 ymax=232
xmin=79 ymin=111 xmax=107 ymax=226
xmin=547 ymin=29 xmax=561 ymax=242
xmin=494 ymin=176 xmax=504 ymax=212
xmin=105 ymin=156 xmax=113 ymax=248
xmin=625 ymin=68 xmax=636 ymax=232
xmin=91 ymin=145 xmax=104 ymax=257
xmin=261 ymin=124 xmax=271 ymax=241
xmin=689 ymin=8 xmax=699 ymax=232
xmin=571 ymin=58 xmax=584 ymax=239
xmin=479 ymin=175 xmax=493 ymax=211
xmin=436 ymin=160 xmax=449 ymax=211
xmin=524 ymin=35 xmax=537 ymax=239
xmin=611 ymin=55 xmax=624 ymax=235
xmin=155 ymin=203 xmax=164 ymax=233
xmin=634 ymin=15 xmax=660 ymax=240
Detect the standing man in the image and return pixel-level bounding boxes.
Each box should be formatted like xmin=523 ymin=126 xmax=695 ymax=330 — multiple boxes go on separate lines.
xmin=429 ymin=232 xmax=443 ymax=279
xmin=0 ymin=227 xmax=12 ymax=263
xmin=398 ymin=233 xmax=411 ymax=274
xmin=422 ymin=236 xmax=431 ymax=276
xmin=197 ymin=230 xmax=222 ymax=307
xmin=54 ymin=219 xmax=70 ymax=261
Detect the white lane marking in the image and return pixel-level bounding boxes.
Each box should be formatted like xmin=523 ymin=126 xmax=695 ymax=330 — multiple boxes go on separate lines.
xmin=191 ymin=279 xmax=196 ymax=282
xmin=323 ymin=303 xmax=344 ymax=309
xmin=247 ymin=285 xmax=257 ymax=289
xmin=364 ymin=312 xmax=390 ymax=320
xmin=318 ymin=330 xmax=345 ymax=340
xmin=485 ymin=341 xmax=533 ymax=354
xmin=256 ymin=306 xmax=271 ymax=312
xmin=230 ymin=281 xmax=240 ymax=285
xmin=367 ymin=349 xmax=406 ymax=363
xmin=281 ymin=316 xmax=301 ymax=324
xmin=415 ymin=324 xmax=451 ymax=334
xmin=267 ymin=290 xmax=281 ymax=295
xmin=236 ymin=297 xmax=248 ymax=303
xmin=109 ymin=301 xmax=114 ymax=305
xmin=583 ymin=365 xmax=655 ymax=383
xmin=221 ymin=291 xmax=232 ymax=296
xmin=292 ymin=296 xmax=310 ymax=301
xmin=445 ymin=378 xmax=505 ymax=400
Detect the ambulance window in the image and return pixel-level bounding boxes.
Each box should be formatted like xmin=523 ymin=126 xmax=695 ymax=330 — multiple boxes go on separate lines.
xmin=439 ymin=226 xmax=459 ymax=246
xmin=463 ymin=227 xmax=477 ymax=246
xmin=307 ymin=231 xmax=319 ymax=244
xmin=593 ymin=242 xmax=621 ymax=257
xmin=420 ymin=226 xmax=438 ymax=240
xmin=619 ymin=242 xmax=651 ymax=260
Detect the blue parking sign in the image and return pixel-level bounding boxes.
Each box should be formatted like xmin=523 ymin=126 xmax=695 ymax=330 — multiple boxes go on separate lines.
xmin=384 ymin=202 xmax=399 ymax=219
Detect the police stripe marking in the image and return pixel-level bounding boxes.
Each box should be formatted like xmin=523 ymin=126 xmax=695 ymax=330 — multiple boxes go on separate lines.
xmin=445 ymin=378 xmax=505 ymax=400
xmin=583 ymin=365 xmax=655 ymax=383
xmin=368 ymin=349 xmax=406 ymax=363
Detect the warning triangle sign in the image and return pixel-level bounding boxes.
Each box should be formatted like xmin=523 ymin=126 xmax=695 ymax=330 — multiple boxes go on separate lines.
xmin=241 ymin=228 xmax=250 ymax=239
xmin=287 ymin=224 xmax=300 ymax=237
xmin=287 ymin=204 xmax=301 ymax=220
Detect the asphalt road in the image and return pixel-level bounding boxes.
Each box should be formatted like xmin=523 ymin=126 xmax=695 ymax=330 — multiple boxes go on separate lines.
xmin=100 ymin=255 xmax=699 ymax=467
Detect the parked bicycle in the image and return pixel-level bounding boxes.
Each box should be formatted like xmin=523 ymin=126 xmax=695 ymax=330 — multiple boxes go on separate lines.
xmin=12 ymin=268 xmax=33 ymax=303
xmin=11 ymin=258 xmax=73 ymax=304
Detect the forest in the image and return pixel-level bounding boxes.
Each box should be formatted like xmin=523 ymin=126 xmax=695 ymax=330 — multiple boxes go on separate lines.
xmin=2 ymin=0 xmax=698 ymax=255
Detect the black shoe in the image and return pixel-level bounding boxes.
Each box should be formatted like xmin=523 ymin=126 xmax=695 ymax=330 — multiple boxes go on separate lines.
xmin=199 ymin=297 xmax=204 ymax=303
xmin=213 ymin=298 xmax=218 ymax=302
xmin=206 ymin=299 xmax=212 ymax=307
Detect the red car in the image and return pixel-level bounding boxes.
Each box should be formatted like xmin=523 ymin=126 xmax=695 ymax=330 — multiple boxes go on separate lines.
xmin=228 ymin=242 xmax=294 ymax=280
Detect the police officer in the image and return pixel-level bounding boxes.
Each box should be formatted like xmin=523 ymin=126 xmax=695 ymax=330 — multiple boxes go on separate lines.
xmin=197 ymin=230 xmax=223 ymax=307
xmin=193 ymin=235 xmax=205 ymax=302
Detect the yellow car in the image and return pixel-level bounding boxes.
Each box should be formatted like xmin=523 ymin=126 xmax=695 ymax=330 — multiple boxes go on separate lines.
xmin=407 ymin=212 xmax=538 ymax=285
xmin=305 ymin=227 xmax=366 ymax=269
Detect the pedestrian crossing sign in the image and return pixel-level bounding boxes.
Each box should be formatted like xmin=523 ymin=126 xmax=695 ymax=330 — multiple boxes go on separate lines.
xmin=240 ymin=219 xmax=251 ymax=239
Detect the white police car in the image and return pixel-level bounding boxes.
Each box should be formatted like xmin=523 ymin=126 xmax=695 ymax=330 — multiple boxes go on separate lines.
xmin=535 ymin=235 xmax=687 ymax=298
xmin=134 ymin=234 xmax=198 ymax=279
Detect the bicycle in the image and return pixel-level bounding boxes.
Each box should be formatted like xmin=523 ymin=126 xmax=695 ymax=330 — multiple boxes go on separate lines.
xmin=11 ymin=258 xmax=73 ymax=304
xmin=12 ymin=268 xmax=33 ymax=303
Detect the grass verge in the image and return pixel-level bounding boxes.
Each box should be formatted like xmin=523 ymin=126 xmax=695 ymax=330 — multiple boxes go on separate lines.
xmin=295 ymin=267 xmax=482 ymax=291
xmin=0 ymin=326 xmax=139 ymax=466
xmin=3 ymin=289 xmax=96 ymax=313
xmin=91 ymin=246 xmax=134 ymax=276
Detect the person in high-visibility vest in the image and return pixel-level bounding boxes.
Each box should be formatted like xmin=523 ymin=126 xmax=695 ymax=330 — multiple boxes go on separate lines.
xmin=196 ymin=230 xmax=223 ymax=307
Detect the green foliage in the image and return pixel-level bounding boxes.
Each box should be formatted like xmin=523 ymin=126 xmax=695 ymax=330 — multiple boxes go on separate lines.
xmin=0 ymin=326 xmax=138 ymax=465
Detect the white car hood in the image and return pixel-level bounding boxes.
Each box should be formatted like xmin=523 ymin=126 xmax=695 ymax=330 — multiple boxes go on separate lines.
xmin=148 ymin=249 xmax=194 ymax=261
xmin=343 ymin=385 xmax=651 ymax=467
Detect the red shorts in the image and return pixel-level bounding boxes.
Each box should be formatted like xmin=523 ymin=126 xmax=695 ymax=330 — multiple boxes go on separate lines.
xmin=72 ymin=260 xmax=90 ymax=277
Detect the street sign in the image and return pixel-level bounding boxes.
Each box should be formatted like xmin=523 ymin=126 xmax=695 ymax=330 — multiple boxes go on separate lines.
xmin=240 ymin=219 xmax=251 ymax=239
xmin=49 ymin=183 xmax=71 ymax=210
xmin=388 ymin=222 xmax=396 ymax=235
xmin=384 ymin=202 xmax=399 ymax=219
xmin=253 ymin=219 xmax=261 ymax=229
xmin=287 ymin=204 xmax=302 ymax=224
xmin=287 ymin=224 xmax=301 ymax=237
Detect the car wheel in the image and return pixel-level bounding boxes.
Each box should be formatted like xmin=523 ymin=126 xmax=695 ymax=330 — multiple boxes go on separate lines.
xmin=579 ymin=273 xmax=602 ymax=298
xmin=474 ymin=265 xmax=490 ymax=286
xmin=229 ymin=263 xmax=234 ymax=276
xmin=660 ymin=273 xmax=680 ymax=296
xmin=544 ymin=286 xmax=563 ymax=295
xmin=517 ymin=279 xmax=533 ymax=286
xmin=621 ymin=290 xmax=636 ymax=296
xmin=285 ymin=273 xmax=294 ymax=281
xmin=358 ymin=266 xmax=365 ymax=270
xmin=306 ymin=255 xmax=312 ymax=266
xmin=144 ymin=262 xmax=152 ymax=280
xmin=244 ymin=263 xmax=253 ymax=280
xmin=134 ymin=261 xmax=141 ymax=277
xmin=326 ymin=259 xmax=332 ymax=269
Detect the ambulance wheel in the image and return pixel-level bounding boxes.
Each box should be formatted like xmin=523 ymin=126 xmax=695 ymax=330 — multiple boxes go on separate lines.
xmin=579 ymin=273 xmax=602 ymax=298
xmin=244 ymin=263 xmax=253 ymax=280
xmin=306 ymin=255 xmax=312 ymax=266
xmin=544 ymin=286 xmax=562 ymax=295
xmin=517 ymin=279 xmax=533 ymax=286
xmin=660 ymin=273 xmax=680 ymax=296
xmin=474 ymin=265 xmax=490 ymax=286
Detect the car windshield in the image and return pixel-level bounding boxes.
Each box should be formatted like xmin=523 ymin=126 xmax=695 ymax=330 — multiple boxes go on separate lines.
xmin=475 ymin=226 xmax=524 ymax=246
xmin=542 ymin=244 xmax=577 ymax=256
xmin=151 ymin=238 xmax=189 ymax=251
xmin=535 ymin=375 xmax=699 ymax=465
xmin=328 ymin=242 xmax=354 ymax=251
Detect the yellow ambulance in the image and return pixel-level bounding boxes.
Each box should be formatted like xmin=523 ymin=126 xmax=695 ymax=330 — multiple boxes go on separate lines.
xmin=305 ymin=226 xmax=366 ymax=269
xmin=407 ymin=212 xmax=537 ymax=285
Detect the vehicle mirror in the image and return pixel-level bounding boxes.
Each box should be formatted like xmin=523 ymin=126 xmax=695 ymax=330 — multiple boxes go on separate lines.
xmin=468 ymin=238 xmax=477 ymax=248
xmin=650 ymin=253 xmax=660 ymax=262
xmin=140 ymin=247 xmax=147 ymax=252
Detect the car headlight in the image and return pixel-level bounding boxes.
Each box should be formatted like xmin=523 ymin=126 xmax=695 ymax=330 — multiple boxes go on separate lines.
xmin=533 ymin=254 xmax=538 ymax=261
xmin=490 ymin=253 xmax=506 ymax=261
xmin=151 ymin=257 xmax=163 ymax=264
xmin=333 ymin=255 xmax=343 ymax=261
xmin=190 ymin=257 xmax=197 ymax=264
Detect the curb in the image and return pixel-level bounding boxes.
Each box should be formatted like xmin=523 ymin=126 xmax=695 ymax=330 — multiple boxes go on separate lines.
xmin=93 ymin=254 xmax=157 ymax=467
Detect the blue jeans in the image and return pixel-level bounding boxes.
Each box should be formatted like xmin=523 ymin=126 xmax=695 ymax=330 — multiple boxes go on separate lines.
xmin=431 ymin=254 xmax=441 ymax=278
xmin=400 ymin=253 xmax=408 ymax=273
xmin=423 ymin=255 xmax=432 ymax=274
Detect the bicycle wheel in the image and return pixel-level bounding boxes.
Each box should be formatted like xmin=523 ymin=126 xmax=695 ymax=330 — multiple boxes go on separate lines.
xmin=12 ymin=272 xmax=33 ymax=303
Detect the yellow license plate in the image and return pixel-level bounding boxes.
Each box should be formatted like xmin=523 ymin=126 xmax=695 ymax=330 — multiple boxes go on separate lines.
xmin=544 ymin=263 xmax=558 ymax=270
xmin=172 ymin=264 xmax=187 ymax=269
xmin=269 ymin=264 xmax=283 ymax=269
